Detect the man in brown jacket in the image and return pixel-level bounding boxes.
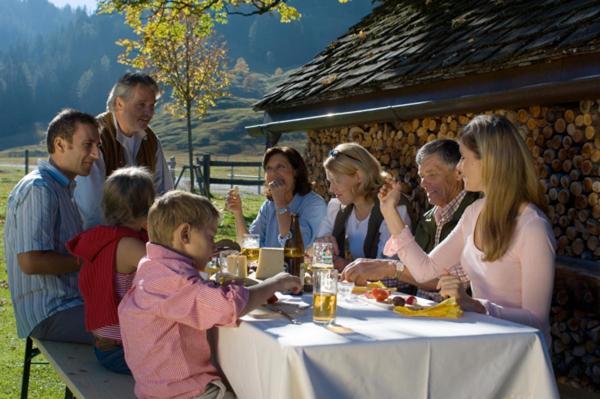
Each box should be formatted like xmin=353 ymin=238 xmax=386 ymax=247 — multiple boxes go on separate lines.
xmin=75 ymin=72 xmax=174 ymax=228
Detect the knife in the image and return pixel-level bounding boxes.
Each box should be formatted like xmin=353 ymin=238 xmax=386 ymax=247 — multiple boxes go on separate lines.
xmin=264 ymin=304 xmax=301 ymax=325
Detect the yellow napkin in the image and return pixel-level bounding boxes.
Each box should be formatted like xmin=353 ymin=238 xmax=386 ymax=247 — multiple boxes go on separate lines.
xmin=393 ymin=297 xmax=463 ymax=319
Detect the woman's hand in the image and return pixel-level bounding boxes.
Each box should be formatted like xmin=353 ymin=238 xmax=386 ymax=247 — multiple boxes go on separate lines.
xmin=378 ymin=181 xmax=406 ymax=235
xmin=378 ymin=180 xmax=402 ymax=216
xmin=225 ymin=188 xmax=243 ymax=216
xmin=437 ymin=275 xmax=485 ymax=313
xmin=268 ymin=178 xmax=288 ymax=208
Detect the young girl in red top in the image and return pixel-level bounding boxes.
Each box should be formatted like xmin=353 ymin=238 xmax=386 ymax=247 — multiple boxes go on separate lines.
xmin=68 ymin=166 xmax=155 ymax=374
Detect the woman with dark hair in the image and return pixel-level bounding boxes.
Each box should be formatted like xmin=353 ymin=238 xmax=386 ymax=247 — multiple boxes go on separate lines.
xmin=226 ymin=146 xmax=327 ymax=248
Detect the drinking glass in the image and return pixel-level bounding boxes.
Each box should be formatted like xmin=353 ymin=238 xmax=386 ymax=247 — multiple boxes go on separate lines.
xmin=240 ymin=234 xmax=260 ymax=267
xmin=313 ymin=268 xmax=338 ymax=325
xmin=337 ymin=280 xmax=355 ymax=302
xmin=312 ymin=242 xmax=334 ymax=269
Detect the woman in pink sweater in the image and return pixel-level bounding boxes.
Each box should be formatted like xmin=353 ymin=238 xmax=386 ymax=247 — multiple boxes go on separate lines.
xmin=381 ymin=114 xmax=555 ymax=345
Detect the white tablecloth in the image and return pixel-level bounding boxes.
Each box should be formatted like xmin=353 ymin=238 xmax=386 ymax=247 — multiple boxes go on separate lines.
xmin=217 ymin=295 xmax=558 ymax=399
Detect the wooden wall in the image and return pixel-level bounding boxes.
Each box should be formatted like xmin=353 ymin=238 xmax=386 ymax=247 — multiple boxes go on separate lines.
xmin=305 ymin=99 xmax=600 ymax=261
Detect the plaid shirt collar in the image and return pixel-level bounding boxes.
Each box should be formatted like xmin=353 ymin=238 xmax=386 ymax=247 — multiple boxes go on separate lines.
xmin=433 ymin=190 xmax=467 ymax=227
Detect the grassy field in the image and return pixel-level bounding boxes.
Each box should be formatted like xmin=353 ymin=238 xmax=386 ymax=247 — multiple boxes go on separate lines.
xmin=0 ymin=164 xmax=263 ymax=398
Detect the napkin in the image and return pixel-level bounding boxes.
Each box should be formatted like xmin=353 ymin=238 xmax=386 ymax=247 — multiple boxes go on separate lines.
xmin=393 ymin=297 xmax=463 ymax=319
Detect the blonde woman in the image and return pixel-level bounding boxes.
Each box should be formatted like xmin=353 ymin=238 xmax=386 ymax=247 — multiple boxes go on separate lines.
xmin=379 ymin=115 xmax=555 ymax=345
xmin=316 ymin=143 xmax=411 ymax=271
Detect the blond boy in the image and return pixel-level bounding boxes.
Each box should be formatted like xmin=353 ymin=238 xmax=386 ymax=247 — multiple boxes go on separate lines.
xmin=119 ymin=191 xmax=301 ymax=399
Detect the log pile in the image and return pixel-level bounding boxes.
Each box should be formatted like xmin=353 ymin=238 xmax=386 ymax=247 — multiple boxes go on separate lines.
xmin=552 ymin=263 xmax=600 ymax=391
xmin=306 ymin=99 xmax=600 ymax=261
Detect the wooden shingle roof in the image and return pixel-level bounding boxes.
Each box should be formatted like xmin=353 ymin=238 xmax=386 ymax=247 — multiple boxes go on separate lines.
xmin=256 ymin=0 xmax=600 ymax=111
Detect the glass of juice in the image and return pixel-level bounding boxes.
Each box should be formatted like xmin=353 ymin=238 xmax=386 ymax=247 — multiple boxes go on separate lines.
xmin=313 ymin=268 xmax=337 ymax=325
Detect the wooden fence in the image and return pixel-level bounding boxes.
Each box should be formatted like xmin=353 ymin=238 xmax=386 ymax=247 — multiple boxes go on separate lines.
xmin=19 ymin=150 xmax=264 ymax=197
xmin=172 ymin=154 xmax=264 ymax=196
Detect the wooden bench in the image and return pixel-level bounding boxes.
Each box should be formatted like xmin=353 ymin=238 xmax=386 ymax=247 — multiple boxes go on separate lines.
xmin=21 ymin=337 xmax=135 ymax=399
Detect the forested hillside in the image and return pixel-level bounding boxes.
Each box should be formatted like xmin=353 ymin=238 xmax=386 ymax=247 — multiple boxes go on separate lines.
xmin=0 ymin=0 xmax=373 ymax=153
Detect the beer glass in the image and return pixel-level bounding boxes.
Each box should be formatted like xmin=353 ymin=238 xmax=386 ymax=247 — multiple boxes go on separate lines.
xmin=313 ymin=268 xmax=337 ymax=325
xmin=312 ymin=242 xmax=334 ymax=269
xmin=240 ymin=234 xmax=260 ymax=265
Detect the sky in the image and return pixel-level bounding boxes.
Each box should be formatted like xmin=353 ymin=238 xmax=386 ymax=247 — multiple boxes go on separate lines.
xmin=48 ymin=0 xmax=99 ymax=12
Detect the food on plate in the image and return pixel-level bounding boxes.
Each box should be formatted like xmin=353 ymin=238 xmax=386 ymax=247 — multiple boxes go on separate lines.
xmin=405 ymin=295 xmax=417 ymax=305
xmin=267 ymin=294 xmax=278 ymax=304
xmin=392 ymin=296 xmax=405 ymax=307
xmin=366 ymin=287 xmax=390 ymax=302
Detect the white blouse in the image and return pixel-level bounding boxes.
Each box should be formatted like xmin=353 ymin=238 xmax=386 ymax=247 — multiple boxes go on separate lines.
xmin=317 ymin=198 xmax=411 ymax=259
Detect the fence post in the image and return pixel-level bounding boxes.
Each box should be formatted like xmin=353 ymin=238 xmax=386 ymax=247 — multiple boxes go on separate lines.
xmin=257 ymin=165 xmax=262 ymax=194
xmin=24 ymin=150 xmax=29 ymax=175
xmin=203 ymin=154 xmax=211 ymax=197
xmin=167 ymin=156 xmax=176 ymax=184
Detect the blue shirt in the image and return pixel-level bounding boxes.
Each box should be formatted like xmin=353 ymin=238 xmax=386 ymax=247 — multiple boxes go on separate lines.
xmin=249 ymin=191 xmax=327 ymax=248
xmin=4 ymin=160 xmax=84 ymax=338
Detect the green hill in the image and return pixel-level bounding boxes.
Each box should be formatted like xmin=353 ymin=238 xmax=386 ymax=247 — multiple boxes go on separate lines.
xmin=152 ymin=69 xmax=307 ymax=156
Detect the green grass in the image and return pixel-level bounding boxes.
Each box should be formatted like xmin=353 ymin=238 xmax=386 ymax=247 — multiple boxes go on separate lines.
xmin=0 ymin=165 xmax=263 ymax=398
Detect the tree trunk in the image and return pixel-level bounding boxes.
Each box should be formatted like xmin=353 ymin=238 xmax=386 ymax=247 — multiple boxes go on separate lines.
xmin=186 ymin=101 xmax=194 ymax=192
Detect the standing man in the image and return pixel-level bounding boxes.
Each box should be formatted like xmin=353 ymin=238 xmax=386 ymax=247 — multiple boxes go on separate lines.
xmin=342 ymin=139 xmax=479 ymax=300
xmin=5 ymin=109 xmax=100 ymax=343
xmin=75 ymin=72 xmax=174 ymax=228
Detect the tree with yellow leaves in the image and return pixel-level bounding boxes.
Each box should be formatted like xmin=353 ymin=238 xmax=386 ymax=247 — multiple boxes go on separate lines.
xmin=116 ymin=10 xmax=228 ymax=192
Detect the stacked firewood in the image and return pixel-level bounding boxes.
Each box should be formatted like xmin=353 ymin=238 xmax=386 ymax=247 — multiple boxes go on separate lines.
xmin=552 ymin=264 xmax=600 ymax=391
xmin=306 ymin=99 xmax=600 ymax=261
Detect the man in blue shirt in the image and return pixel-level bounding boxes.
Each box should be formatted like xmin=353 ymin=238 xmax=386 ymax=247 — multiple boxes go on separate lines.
xmin=4 ymin=109 xmax=101 ymax=343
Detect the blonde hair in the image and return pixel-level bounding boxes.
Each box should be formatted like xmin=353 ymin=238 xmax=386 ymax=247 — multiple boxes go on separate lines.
xmin=103 ymin=167 xmax=155 ymax=225
xmin=461 ymin=115 xmax=546 ymax=261
xmin=147 ymin=190 xmax=220 ymax=246
xmin=324 ymin=143 xmax=388 ymax=200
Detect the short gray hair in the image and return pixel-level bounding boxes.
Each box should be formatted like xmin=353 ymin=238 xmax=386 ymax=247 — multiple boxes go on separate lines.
xmin=415 ymin=139 xmax=461 ymax=169
xmin=106 ymin=72 xmax=160 ymax=112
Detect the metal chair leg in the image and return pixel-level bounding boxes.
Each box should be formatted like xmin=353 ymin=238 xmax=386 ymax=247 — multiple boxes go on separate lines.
xmin=20 ymin=337 xmax=41 ymax=399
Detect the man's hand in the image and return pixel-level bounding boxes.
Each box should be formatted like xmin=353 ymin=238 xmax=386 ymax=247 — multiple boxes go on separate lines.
xmin=341 ymin=258 xmax=396 ymax=286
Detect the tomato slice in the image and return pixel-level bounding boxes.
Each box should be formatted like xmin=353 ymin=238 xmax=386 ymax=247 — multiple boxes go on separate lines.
xmin=371 ymin=287 xmax=389 ymax=302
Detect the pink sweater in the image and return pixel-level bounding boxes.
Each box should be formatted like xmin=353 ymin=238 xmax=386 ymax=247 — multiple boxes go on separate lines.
xmin=384 ymin=199 xmax=555 ymax=344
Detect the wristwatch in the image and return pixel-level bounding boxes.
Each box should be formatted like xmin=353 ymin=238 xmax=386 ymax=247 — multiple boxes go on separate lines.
xmin=393 ymin=259 xmax=405 ymax=273
xmin=278 ymin=207 xmax=289 ymax=215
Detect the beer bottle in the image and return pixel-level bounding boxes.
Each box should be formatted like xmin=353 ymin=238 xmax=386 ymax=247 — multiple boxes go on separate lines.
xmin=344 ymin=234 xmax=353 ymax=262
xmin=284 ymin=213 xmax=305 ymax=280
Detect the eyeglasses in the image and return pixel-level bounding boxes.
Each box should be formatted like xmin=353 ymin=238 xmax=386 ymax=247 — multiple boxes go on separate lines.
xmin=328 ymin=149 xmax=361 ymax=162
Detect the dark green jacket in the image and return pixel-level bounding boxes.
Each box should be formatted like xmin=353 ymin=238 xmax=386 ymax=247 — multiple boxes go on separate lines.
xmin=414 ymin=192 xmax=480 ymax=253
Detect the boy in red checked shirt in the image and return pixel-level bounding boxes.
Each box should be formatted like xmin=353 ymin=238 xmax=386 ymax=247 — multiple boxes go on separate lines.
xmin=118 ymin=190 xmax=301 ymax=399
